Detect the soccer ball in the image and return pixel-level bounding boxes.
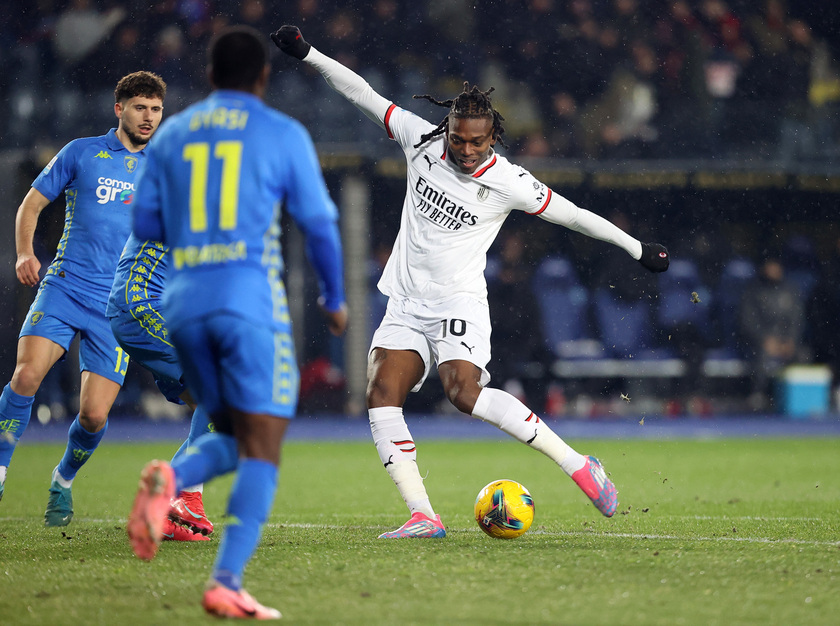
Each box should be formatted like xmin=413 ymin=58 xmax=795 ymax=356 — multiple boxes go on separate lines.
xmin=474 ymin=479 xmax=535 ymax=539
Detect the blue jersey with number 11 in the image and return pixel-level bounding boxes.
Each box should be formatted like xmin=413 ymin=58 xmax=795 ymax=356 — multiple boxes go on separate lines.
xmin=132 ymin=89 xmax=343 ymax=330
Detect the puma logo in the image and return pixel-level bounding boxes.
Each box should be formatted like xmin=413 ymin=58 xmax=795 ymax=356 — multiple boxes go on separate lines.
xmin=423 ymin=155 xmax=437 ymax=171
xmin=383 ymin=455 xmax=394 ymax=468
xmin=460 ymin=342 xmax=474 ymax=354
xmin=526 ymin=429 xmax=538 ymax=444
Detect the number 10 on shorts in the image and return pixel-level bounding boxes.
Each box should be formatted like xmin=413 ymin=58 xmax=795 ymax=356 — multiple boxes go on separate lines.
xmin=440 ymin=318 xmax=467 ymax=337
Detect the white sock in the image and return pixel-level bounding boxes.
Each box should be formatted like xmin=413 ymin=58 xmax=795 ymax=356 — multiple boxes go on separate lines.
xmin=180 ymin=485 xmax=203 ymax=494
xmin=0 ymin=466 xmax=6 ymax=483
xmin=387 ymin=461 xmax=435 ymax=518
xmin=369 ymin=406 xmax=435 ymax=518
xmin=472 ymin=388 xmax=586 ymax=476
xmin=53 ymin=467 xmax=73 ymax=488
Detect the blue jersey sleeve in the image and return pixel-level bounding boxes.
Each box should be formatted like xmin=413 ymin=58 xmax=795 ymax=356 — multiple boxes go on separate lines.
xmin=132 ymin=148 xmax=165 ymax=242
xmin=32 ymin=141 xmax=79 ymax=202
xmin=283 ymin=122 xmax=345 ymax=311
xmin=304 ymin=220 xmax=344 ymax=311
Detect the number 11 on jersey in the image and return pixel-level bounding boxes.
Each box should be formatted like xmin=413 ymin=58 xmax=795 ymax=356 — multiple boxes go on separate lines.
xmin=183 ymin=141 xmax=243 ymax=233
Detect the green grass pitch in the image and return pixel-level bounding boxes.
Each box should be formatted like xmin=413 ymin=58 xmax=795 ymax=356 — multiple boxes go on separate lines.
xmin=1 ymin=436 xmax=838 ymax=624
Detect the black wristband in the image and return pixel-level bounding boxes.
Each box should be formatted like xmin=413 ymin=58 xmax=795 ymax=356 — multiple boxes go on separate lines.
xmin=639 ymin=242 xmax=670 ymax=273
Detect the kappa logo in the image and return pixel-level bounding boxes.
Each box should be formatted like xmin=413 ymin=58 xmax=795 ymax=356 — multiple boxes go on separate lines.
xmin=29 ymin=311 xmax=44 ymax=325
xmin=476 ymin=185 xmax=490 ymax=202
xmin=94 ymin=151 xmax=112 ymax=159
xmin=124 ymin=155 xmax=139 ymax=173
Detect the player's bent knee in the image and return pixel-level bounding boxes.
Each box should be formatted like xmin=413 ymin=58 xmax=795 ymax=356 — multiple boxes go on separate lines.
xmin=365 ymin=380 xmax=396 ymax=409
xmin=77 ymin=413 xmax=108 ymax=433
xmin=10 ymin=365 xmax=47 ymax=397
xmin=443 ymin=381 xmax=481 ymax=416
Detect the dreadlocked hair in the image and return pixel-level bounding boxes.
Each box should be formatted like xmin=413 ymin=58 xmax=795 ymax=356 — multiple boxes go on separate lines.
xmin=412 ymin=82 xmax=507 ymax=149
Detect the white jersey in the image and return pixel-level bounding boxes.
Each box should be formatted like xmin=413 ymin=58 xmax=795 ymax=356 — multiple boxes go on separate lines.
xmin=302 ymin=45 xmax=642 ymax=302
xmin=380 ymin=105 xmax=552 ymax=303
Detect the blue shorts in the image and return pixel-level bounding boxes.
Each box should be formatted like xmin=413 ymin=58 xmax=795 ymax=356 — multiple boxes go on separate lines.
xmin=20 ymin=282 xmax=128 ymax=385
xmin=170 ymin=313 xmax=299 ymax=418
xmin=109 ymin=308 xmax=186 ymax=404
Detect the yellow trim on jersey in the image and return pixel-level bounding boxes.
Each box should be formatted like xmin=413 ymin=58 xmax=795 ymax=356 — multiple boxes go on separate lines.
xmin=272 ymin=331 xmax=296 ymax=405
xmin=46 ymin=189 xmax=76 ymax=279
xmin=127 ymin=240 xmax=172 ymax=346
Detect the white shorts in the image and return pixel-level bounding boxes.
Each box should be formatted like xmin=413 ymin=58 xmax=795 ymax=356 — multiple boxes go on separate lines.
xmin=370 ymin=294 xmax=492 ymax=393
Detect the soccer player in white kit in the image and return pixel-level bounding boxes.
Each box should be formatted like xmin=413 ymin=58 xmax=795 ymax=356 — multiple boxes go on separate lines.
xmin=273 ymin=25 xmax=670 ymax=538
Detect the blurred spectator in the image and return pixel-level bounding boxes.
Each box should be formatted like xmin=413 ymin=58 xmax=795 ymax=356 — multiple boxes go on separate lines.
xmin=594 ymin=211 xmax=659 ymax=301
xmin=608 ymin=0 xmax=655 ymax=47
xmin=738 ymin=255 xmax=807 ymax=410
xmin=487 ymin=230 xmax=549 ymax=404
xmin=236 ymin=0 xmax=268 ymax=31
xmin=808 ymin=236 xmax=840 ymax=377
xmin=52 ymin=0 xmax=126 ymax=91
xmin=515 ymin=131 xmax=552 ymax=158
xmin=775 ymin=18 xmax=819 ymax=162
xmin=426 ymin=0 xmax=479 ymax=80
xmin=104 ymin=24 xmax=143 ymax=85
xmin=149 ymin=24 xmax=194 ymax=112
xmin=543 ymin=92 xmax=583 ymax=158
xmin=579 ymin=39 xmax=661 ymax=159
xmin=0 ymin=0 xmax=838 ymax=160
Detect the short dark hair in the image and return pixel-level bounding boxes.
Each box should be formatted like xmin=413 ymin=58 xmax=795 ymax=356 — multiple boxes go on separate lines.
xmin=208 ymin=25 xmax=269 ymax=90
xmin=114 ymin=71 xmax=167 ymax=103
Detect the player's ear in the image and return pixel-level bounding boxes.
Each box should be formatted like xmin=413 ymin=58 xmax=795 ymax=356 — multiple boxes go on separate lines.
xmin=114 ymin=101 xmax=123 ymax=120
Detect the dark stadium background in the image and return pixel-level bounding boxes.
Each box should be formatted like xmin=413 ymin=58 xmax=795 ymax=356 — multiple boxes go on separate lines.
xmin=1 ymin=0 xmax=839 ymax=422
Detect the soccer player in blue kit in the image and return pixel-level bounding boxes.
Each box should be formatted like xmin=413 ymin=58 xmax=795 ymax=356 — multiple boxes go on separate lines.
xmin=0 ymin=72 xmax=166 ymax=526
xmin=108 ymin=233 xmax=215 ymax=541
xmin=127 ymin=26 xmax=347 ymax=619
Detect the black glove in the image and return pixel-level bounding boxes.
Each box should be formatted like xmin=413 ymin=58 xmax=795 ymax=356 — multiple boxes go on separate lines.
xmin=270 ymin=25 xmax=311 ymax=60
xmin=639 ymin=242 xmax=670 ymax=272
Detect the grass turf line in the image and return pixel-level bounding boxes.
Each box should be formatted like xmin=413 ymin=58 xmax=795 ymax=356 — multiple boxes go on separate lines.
xmin=0 ymin=438 xmax=838 ymax=625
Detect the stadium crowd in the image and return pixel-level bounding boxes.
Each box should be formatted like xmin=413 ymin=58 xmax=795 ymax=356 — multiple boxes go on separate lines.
xmin=1 ymin=0 xmax=839 ymax=161
xmin=2 ymin=0 xmax=839 ymax=419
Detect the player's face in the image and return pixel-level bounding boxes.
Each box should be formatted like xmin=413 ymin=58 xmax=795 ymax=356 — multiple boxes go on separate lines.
xmin=447 ymin=116 xmax=496 ymax=175
xmin=115 ymin=96 xmax=164 ymax=148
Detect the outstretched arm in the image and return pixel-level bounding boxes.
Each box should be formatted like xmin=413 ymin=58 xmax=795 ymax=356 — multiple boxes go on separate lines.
xmin=537 ymin=192 xmax=669 ymax=272
xmin=271 ymin=25 xmax=392 ymax=129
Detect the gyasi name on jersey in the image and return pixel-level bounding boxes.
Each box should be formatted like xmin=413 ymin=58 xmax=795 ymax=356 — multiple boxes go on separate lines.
xmin=96 ymin=177 xmax=135 ymax=204
xmin=189 ymin=107 xmax=249 ymax=131
xmin=172 ymin=240 xmax=248 ymax=270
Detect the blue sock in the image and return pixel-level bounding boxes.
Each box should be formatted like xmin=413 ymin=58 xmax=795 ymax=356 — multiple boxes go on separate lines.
xmin=0 ymin=383 xmax=35 ymax=467
xmin=56 ymin=415 xmax=108 ymax=480
xmin=171 ymin=432 xmax=238 ymax=493
xmin=171 ymin=405 xmax=213 ymax=464
xmin=212 ymin=458 xmax=278 ymax=591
